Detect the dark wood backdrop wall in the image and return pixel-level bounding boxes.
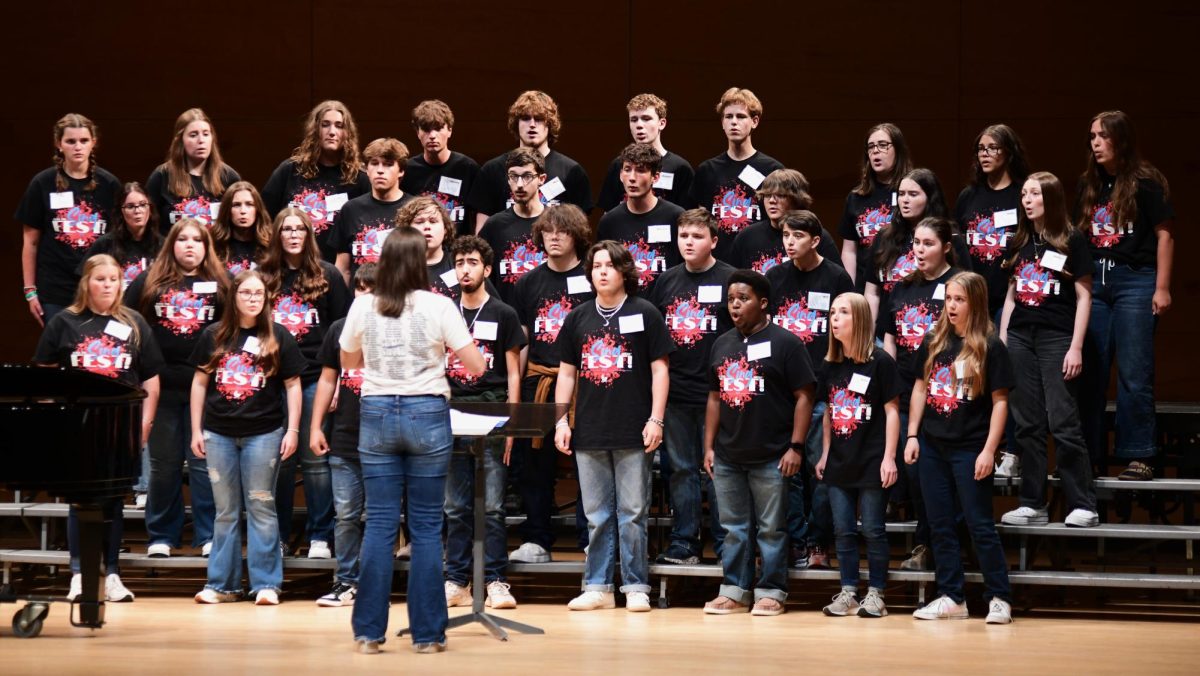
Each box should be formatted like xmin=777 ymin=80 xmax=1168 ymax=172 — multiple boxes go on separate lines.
xmin=4 ymin=1 xmax=1197 ymax=397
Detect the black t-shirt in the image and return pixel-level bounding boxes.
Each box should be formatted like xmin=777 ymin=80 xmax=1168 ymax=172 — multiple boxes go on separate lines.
xmin=1007 ymin=230 xmax=1092 ymax=334
xmin=916 ymin=333 xmax=1014 ymax=449
xmin=708 ymin=323 xmax=816 ymax=464
xmin=262 ymin=159 xmax=371 ymax=262
xmin=818 ymin=350 xmax=903 ymax=488
xmin=467 ymin=149 xmax=593 ymax=216
xmin=685 ymin=151 xmax=785 ymax=262
xmin=224 ymin=237 xmax=263 ymax=276
xmin=1082 ymin=174 xmax=1174 ymax=267
xmin=329 ymin=192 xmax=414 ymax=277
xmin=317 ymin=318 xmax=362 ymax=458
xmin=595 ymin=199 xmax=684 ymax=291
xmin=556 ymin=296 xmax=675 ymax=451
xmin=730 ymin=219 xmax=842 ymax=275
xmin=478 ymin=208 xmax=543 ymax=305
xmin=596 ymin=151 xmax=695 ymax=212
xmin=955 ymin=182 xmax=1021 ymax=315
xmin=272 ymin=261 xmax=350 ymax=384
xmin=765 ymin=258 xmax=854 ymax=371
xmin=447 ymin=296 xmax=527 ymax=397
xmin=189 ymin=323 xmax=307 ymax=437
xmin=647 ymin=260 xmax=736 ymax=407
xmin=15 ymin=167 xmax=124 ymax=305
xmin=34 ymin=308 xmax=164 ymax=388
xmin=80 ymin=232 xmax=160 ymax=291
xmin=513 ymin=261 xmax=595 ymax=369
xmin=837 ymin=183 xmax=896 ymax=292
xmin=880 ymin=266 xmax=959 ymax=408
xmin=125 ymin=271 xmax=224 ymax=390
xmin=145 ymin=165 xmax=241 ymax=233
xmin=401 ymin=151 xmax=481 ymax=236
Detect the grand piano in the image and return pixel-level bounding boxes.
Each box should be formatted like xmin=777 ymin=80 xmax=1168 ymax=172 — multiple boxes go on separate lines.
xmin=1 ymin=364 xmax=144 ymax=637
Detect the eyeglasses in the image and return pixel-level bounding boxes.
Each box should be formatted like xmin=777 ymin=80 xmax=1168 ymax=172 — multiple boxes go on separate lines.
xmin=507 ymin=172 xmax=539 ymax=185
xmin=280 ymin=226 xmax=307 ymax=235
xmin=976 ymin=145 xmax=1003 ymax=157
xmin=237 ymin=290 xmax=266 ymax=299
xmin=866 ymin=141 xmax=893 ymax=154
xmin=122 ymin=202 xmax=150 ymax=211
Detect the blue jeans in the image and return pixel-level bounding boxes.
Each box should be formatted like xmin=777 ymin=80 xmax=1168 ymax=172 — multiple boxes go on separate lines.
xmin=713 ymin=455 xmax=789 ymax=604
xmin=277 ymin=380 xmax=335 ymax=547
xmin=445 ymin=439 xmax=508 ymax=585
xmin=662 ymin=404 xmax=709 ymax=557
xmin=203 ymin=427 xmax=285 ymax=595
xmin=41 ymin=303 xmax=66 ymax=326
xmin=1082 ymin=260 xmax=1158 ymax=461
xmin=68 ymin=500 xmax=123 ymax=575
xmin=919 ymin=438 xmax=1011 ymax=604
xmin=576 ymin=448 xmax=653 ymax=593
xmin=146 ymin=387 xmax=213 ymax=548
xmin=352 ymin=395 xmax=451 ymax=646
xmin=329 ymin=455 xmax=364 ymax=585
xmin=132 ymin=444 xmax=150 ymax=494
xmin=828 ymin=486 xmax=888 ymax=590
xmin=790 ymin=402 xmax=828 ymax=548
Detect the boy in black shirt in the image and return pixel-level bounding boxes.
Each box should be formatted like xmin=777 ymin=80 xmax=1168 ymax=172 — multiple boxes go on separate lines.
xmin=478 ymin=149 xmax=549 ymax=305
xmin=331 ymin=138 xmax=413 ymax=284
xmin=596 ymin=94 xmax=694 ymax=211
xmin=402 ymin=100 xmax=481 ymax=237
xmin=595 ymin=143 xmax=684 ymax=292
xmin=730 ymin=169 xmax=840 ymax=274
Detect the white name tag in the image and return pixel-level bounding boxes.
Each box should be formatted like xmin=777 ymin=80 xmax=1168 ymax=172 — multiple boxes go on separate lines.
xmin=49 ymin=191 xmax=75 ymax=209
xmin=848 ymin=373 xmax=871 ymax=394
xmin=747 ymin=341 xmax=771 ymax=361
xmin=540 ymin=177 xmax=566 ymax=201
xmin=737 ymin=165 xmax=765 ymax=189
xmin=994 ymin=208 xmax=1018 ymax=228
xmin=647 ymin=224 xmax=671 ymax=243
xmin=243 ymin=336 xmax=261 ymax=355
xmin=438 ymin=176 xmax=463 ymax=197
xmin=193 ymin=281 xmax=218 ymax=294
xmin=933 ymin=283 xmax=945 ymax=300
xmin=1040 ymin=250 xmax=1067 ymax=272
xmin=891 ymin=192 xmax=898 ymax=206
xmin=698 ymin=285 xmax=723 ymax=303
xmin=103 ymin=320 xmax=132 ymax=341
xmin=439 ymin=269 xmax=459 ymax=288
xmin=208 ymin=202 xmax=221 ymax=220
xmin=325 ymin=192 xmax=349 ymax=213
xmin=653 ymin=172 xmax=675 ymax=190
xmin=954 ymin=360 xmax=966 ymax=379
xmin=619 ymin=314 xmax=645 ymax=334
xmin=567 ymin=275 xmax=590 ymax=295
xmin=473 ymin=320 xmax=498 ymax=341
xmin=808 ymin=291 xmax=831 ymax=311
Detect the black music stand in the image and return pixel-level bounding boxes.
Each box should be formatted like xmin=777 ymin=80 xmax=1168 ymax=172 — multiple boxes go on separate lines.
xmin=398 ymin=401 xmax=565 ymax=642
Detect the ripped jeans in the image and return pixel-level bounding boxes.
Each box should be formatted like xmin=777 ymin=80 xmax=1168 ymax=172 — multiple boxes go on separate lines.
xmin=202 ymin=427 xmax=285 ymax=595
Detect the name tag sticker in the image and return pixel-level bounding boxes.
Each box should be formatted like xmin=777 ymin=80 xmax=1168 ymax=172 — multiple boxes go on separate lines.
xmin=619 ymin=314 xmax=645 ymax=334
xmin=933 ymin=284 xmax=946 ymax=300
xmin=473 ymin=320 xmax=498 ymax=341
xmin=737 ymin=165 xmax=766 ymax=189
xmin=440 ymin=269 xmax=459 ymax=288
xmin=567 ymin=275 xmax=590 ymax=295
xmin=1040 ymin=250 xmax=1067 ymax=272
xmin=438 ymin=176 xmax=463 ymax=197
xmin=891 ymin=192 xmax=898 ymax=206
xmin=104 ymin=320 xmax=132 ymax=341
xmin=325 ymin=192 xmax=349 ymax=213
xmin=698 ymin=285 xmax=723 ymax=303
xmin=49 ymin=191 xmax=74 ymax=209
xmin=994 ymin=208 xmax=1018 ymax=228
xmin=647 ymin=224 xmax=671 ymax=243
xmin=848 ymin=373 xmax=871 ymax=394
xmin=808 ymin=291 xmax=831 ymax=311
xmin=193 ymin=281 xmax=218 ymax=294
xmin=243 ymin=336 xmax=261 ymax=355
xmin=654 ymin=172 xmax=675 ymax=190
xmin=540 ymin=177 xmax=566 ymax=201
xmin=954 ymin=360 xmax=966 ymax=379
xmin=208 ymin=202 xmax=221 ymax=220
xmin=747 ymin=341 xmax=771 ymax=361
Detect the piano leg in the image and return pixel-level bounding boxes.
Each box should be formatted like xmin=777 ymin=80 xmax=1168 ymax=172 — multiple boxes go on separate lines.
xmin=72 ymin=504 xmax=106 ymax=629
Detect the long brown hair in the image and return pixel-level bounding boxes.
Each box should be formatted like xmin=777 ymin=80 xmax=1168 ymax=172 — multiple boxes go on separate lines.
xmin=109 ymin=182 xmax=163 ymax=264
xmin=289 ymin=100 xmax=362 ymax=185
xmin=259 ymin=207 xmax=329 ymax=303
xmin=1077 ymin=111 xmax=1170 ymax=235
xmin=853 ymin=123 xmax=913 ymax=196
xmin=969 ymin=124 xmax=1030 ymax=187
xmin=53 ymin=113 xmax=99 ymax=192
xmin=874 ymin=169 xmax=947 ymax=279
xmin=922 ymin=271 xmax=991 ymax=395
xmin=211 ymin=181 xmax=271 ymax=262
xmin=162 ymin=108 xmax=230 ymax=199
xmin=374 ymin=227 xmax=430 ymax=318
xmin=904 ymin=217 xmax=957 ymax=283
xmin=826 ymin=292 xmax=874 ymax=364
xmin=201 ymin=270 xmax=281 ymax=377
xmin=139 ymin=218 xmax=229 ymax=316
xmin=1004 ymin=172 xmax=1073 ymax=271
xmin=69 ymin=254 xmax=142 ymax=344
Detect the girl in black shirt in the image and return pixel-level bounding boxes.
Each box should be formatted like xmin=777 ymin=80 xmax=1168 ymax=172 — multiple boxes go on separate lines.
xmin=211 ymin=181 xmax=271 ymax=275
xmin=145 ymin=108 xmax=240 ymax=233
xmin=838 ymin=123 xmax=913 ymax=290
xmin=83 ymin=182 xmax=164 ymax=292
xmin=865 ymin=169 xmax=951 ymax=323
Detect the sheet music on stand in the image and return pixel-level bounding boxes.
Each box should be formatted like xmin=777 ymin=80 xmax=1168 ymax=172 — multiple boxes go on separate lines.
xmin=449 ymin=408 xmax=510 ymax=437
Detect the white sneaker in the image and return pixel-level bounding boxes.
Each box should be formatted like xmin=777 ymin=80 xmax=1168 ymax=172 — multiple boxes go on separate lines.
xmin=201 ymin=542 xmax=212 ymax=557
xmin=134 ymin=493 xmax=148 ymax=509
xmin=913 ymin=595 xmax=969 ymax=620
xmin=986 ymin=598 xmax=1013 ymax=624
xmin=67 ymin=573 xmax=82 ymax=601
xmin=567 ymin=590 xmax=615 ymax=611
xmin=194 ymin=588 xmax=238 ymax=604
xmin=444 ymin=581 xmax=472 ymax=607
xmin=508 ymin=542 xmax=551 ymax=563
xmin=995 ymin=452 xmax=1020 ymax=478
xmin=105 ymin=574 xmax=134 ymax=602
xmin=1001 ymin=505 xmax=1049 ymax=526
xmin=147 ymin=543 xmax=171 ymax=558
xmin=255 ymin=589 xmax=280 ymax=605
xmin=308 ymin=540 xmax=332 ymax=559
xmin=486 ymin=581 xmax=517 ymax=609
xmin=1064 ymin=508 xmax=1100 ymax=528
xmin=625 ymin=591 xmax=651 ymax=612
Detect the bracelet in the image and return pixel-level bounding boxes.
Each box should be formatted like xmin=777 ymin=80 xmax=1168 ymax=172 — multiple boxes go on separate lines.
xmin=906 ymin=434 xmax=918 ymax=440
xmin=286 ymin=428 xmax=300 ymax=434
xmin=789 ymin=441 xmax=806 ymax=452
xmin=24 ymin=289 xmax=37 ymax=301
xmin=647 ymin=416 xmax=665 ymax=428
xmin=555 ymin=419 xmax=569 ymax=428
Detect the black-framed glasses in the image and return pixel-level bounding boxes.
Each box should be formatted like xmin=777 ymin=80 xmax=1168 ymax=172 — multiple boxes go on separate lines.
xmin=122 ymin=202 xmax=150 ymax=211
xmin=280 ymin=226 xmax=307 ymax=235
xmin=237 ymin=290 xmax=266 ymax=299
xmin=866 ymin=141 xmax=893 ymax=154
xmin=976 ymin=145 xmax=1003 ymax=157
xmin=507 ymin=172 xmax=538 ymax=185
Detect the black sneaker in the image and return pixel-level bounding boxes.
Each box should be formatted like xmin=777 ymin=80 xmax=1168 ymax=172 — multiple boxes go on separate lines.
xmin=316 ymin=582 xmax=356 ymax=607
xmin=789 ymin=544 xmax=810 ymax=569
xmin=655 ymin=544 xmax=700 ymax=565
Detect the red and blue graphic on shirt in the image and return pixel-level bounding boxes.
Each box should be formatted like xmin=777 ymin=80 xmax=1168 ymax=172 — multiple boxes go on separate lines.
xmin=880 ymin=250 xmax=918 ymax=292
xmin=70 ymin=334 xmax=132 ymax=378
xmin=446 ymin=341 xmax=494 ymax=386
xmin=339 ymin=367 xmax=363 ymax=395
xmin=579 ymin=334 xmax=632 ymax=386
xmin=1013 ymin=260 xmax=1060 ymax=307
xmin=499 ymin=236 xmax=544 ymax=285
xmin=273 ymin=293 xmax=319 ymax=339
xmin=710 ymin=184 xmax=761 ymax=235
xmin=154 ymin=289 xmax=215 ymax=335
xmin=717 ymin=356 xmax=764 ymax=409
xmin=225 ymin=256 xmax=257 ymax=276
xmin=893 ymin=302 xmax=937 ymax=351
xmin=1088 ymin=201 xmax=1128 ymax=248
xmin=856 ymin=205 xmax=892 ymax=247
xmin=292 ymin=189 xmax=335 ymax=235
xmin=966 ymin=212 xmax=1010 ymax=262
xmin=425 ymin=191 xmax=466 ymax=225
xmin=215 ymin=351 xmax=266 ymax=401
xmin=170 ymin=196 xmax=215 ymax=227
xmin=52 ymin=201 xmax=106 ymax=249
xmin=625 ymin=238 xmax=666 ymax=287
xmin=773 ymin=296 xmax=826 ymax=344
xmin=829 ymin=386 xmax=872 ymax=437
xmin=926 ymin=363 xmax=971 ymax=415
xmin=752 ymin=252 xmax=786 ymax=275
xmin=121 ymin=258 xmax=148 ymax=290
xmin=351 ymin=222 xmax=392 ymax=265
xmin=665 ymin=296 xmax=718 ymax=346
xmin=534 ymin=295 xmax=574 ymax=344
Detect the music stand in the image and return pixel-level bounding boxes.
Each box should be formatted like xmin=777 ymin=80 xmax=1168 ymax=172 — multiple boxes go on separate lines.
xmin=398 ymin=401 xmax=565 ymax=641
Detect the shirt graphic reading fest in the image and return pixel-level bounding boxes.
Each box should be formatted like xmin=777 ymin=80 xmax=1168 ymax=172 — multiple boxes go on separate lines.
xmin=35 ymin=309 xmax=164 ymax=388
xmin=555 ymin=296 xmax=674 ymax=451
xmin=329 ymin=192 xmax=414 ymax=277
xmin=880 ymin=266 xmax=958 ymax=408
xmin=765 ymin=258 xmax=854 ymax=371
xmin=445 ymin=297 xmax=526 ymax=397
xmin=595 ymin=199 xmax=684 ymax=290
xmin=708 ymin=323 xmax=815 ymax=465
xmin=954 ymin=182 xmax=1021 ymax=313
xmin=145 ymin=165 xmax=241 ymax=232
xmin=125 ymin=272 xmax=224 ymax=390
xmin=15 ymin=166 xmax=123 ymax=305
xmin=686 ymin=151 xmax=784 ymax=262
xmin=478 ymin=209 xmax=543 ymax=305
xmin=514 ymin=262 xmax=595 ymax=369
xmin=647 ymin=260 xmax=735 ymax=407
xmin=1006 ymin=230 xmax=1092 ymax=333
xmin=467 ymin=149 xmax=594 ymax=216
xmin=272 ymin=261 xmax=351 ymax=384
xmin=837 ymin=182 xmax=895 ymax=291
xmin=402 ymin=151 xmax=481 ymax=235
xmin=224 ymin=237 xmax=261 ymax=276
xmin=1081 ymin=173 xmax=1174 ymax=267
xmin=817 ymin=350 xmax=903 ymax=488
xmin=262 ymin=159 xmax=372 ymax=262
xmin=729 ymin=220 xmax=842 ymax=275
xmin=80 ymin=232 xmax=159 ymax=290
xmin=595 ymin=151 xmax=695 ymax=213
xmin=318 ymin=318 xmax=363 ymax=459
xmin=914 ymin=333 xmax=1014 ymax=449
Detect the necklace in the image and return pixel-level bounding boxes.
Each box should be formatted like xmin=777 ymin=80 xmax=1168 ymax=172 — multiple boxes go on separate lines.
xmin=459 ymin=296 xmax=489 ymax=334
xmin=595 ymin=295 xmax=627 ymax=326
xmin=741 ymin=319 xmax=770 ymax=343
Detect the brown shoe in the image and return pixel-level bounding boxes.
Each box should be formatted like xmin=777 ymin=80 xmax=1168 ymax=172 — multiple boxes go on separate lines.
xmin=703 ymin=595 xmax=749 ymax=615
xmin=1117 ymin=461 xmax=1153 ymax=481
xmin=751 ymin=598 xmax=786 ymax=616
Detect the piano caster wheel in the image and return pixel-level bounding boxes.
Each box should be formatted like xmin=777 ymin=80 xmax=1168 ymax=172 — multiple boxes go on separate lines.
xmin=657 ymin=597 xmax=670 ymax=609
xmin=12 ymin=603 xmax=49 ymax=638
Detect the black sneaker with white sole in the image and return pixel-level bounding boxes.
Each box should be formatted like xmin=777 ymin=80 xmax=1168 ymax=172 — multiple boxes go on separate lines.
xmin=316 ymin=582 xmax=357 ymax=607
xmin=655 ymin=544 xmax=700 ymax=565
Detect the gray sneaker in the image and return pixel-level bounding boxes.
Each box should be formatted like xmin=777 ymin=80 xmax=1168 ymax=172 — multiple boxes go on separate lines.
xmin=822 ymin=588 xmax=860 ymax=617
xmin=857 ymin=588 xmax=887 ymax=618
